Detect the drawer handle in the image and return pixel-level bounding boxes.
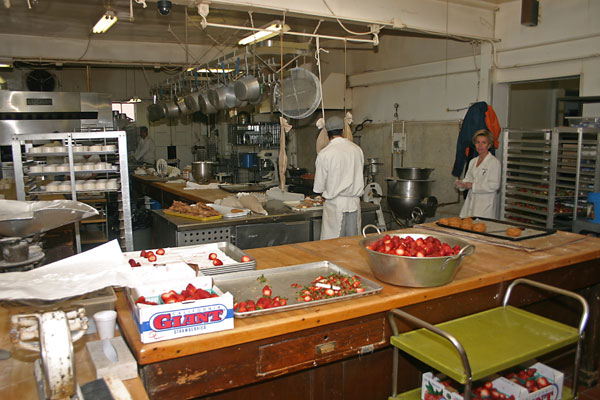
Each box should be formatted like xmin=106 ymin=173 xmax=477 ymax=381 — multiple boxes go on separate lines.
xmin=315 ymin=341 xmax=336 ymax=354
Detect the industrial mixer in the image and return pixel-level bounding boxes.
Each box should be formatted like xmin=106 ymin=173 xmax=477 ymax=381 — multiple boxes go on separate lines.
xmin=386 ymin=168 xmax=438 ymax=226
xmin=257 ymin=149 xmax=279 ymax=188
xmin=0 ymin=200 xmax=98 ymax=272
xmin=362 ymin=158 xmax=386 ymax=230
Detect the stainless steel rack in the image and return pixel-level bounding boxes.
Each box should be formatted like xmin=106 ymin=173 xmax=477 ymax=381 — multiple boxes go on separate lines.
xmin=11 ymin=131 xmax=133 ymax=252
xmin=500 ymin=127 xmax=600 ymax=229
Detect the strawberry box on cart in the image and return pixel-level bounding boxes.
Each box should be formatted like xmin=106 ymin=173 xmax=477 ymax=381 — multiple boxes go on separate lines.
xmin=126 ymin=275 xmax=234 ymax=344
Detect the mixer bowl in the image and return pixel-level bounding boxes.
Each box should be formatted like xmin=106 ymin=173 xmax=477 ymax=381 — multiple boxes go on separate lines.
xmin=359 ymin=225 xmax=475 ymax=287
xmin=395 ymin=168 xmax=434 ymax=180
xmin=192 ymin=161 xmax=214 ymax=182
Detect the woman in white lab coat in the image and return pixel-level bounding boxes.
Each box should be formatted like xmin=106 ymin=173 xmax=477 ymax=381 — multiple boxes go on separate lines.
xmin=456 ymin=129 xmax=501 ymax=218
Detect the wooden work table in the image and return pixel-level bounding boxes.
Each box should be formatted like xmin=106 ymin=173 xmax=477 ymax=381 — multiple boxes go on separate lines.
xmin=130 ymin=174 xmax=234 ymax=205
xmin=0 ymin=303 xmax=149 ymax=400
xmin=115 ymin=225 xmax=600 ymax=399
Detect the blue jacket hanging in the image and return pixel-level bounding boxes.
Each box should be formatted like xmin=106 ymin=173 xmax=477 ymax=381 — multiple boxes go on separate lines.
xmin=451 ymin=101 xmax=489 ymax=178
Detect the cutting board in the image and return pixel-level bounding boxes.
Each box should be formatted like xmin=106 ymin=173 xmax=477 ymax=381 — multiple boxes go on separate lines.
xmin=163 ymin=209 xmax=222 ymax=222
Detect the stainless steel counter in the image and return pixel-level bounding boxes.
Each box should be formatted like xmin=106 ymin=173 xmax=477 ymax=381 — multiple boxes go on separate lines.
xmin=151 ymin=201 xmax=379 ymax=249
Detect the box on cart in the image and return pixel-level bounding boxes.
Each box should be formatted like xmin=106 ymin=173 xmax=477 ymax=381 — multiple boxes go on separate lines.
xmin=421 ymin=361 xmax=563 ymax=400
xmin=499 ymin=362 xmax=564 ymax=400
xmin=126 ymin=275 xmax=234 ymax=343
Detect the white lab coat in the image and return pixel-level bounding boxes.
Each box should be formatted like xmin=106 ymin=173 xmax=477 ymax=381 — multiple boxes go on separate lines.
xmin=134 ymin=136 xmax=156 ymax=165
xmin=313 ymin=137 xmax=364 ymax=239
xmin=459 ymin=153 xmax=501 ymax=218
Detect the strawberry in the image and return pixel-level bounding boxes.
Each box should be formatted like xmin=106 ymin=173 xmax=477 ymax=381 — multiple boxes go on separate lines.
xmin=156 ymin=248 xmax=165 ymax=255
xmin=241 ymin=255 xmax=251 ymax=262
xmin=161 ymin=292 xmax=175 ymax=303
xmin=238 ymin=305 xmax=247 ymax=313
xmin=262 ymin=285 xmax=272 ymax=297
xmin=208 ymin=252 xmax=217 ymax=260
xmin=186 ymin=283 xmax=197 ymax=295
xmin=140 ymin=250 xmax=147 ymax=258
xmin=479 ymin=389 xmax=490 ymax=399
xmin=303 ymin=294 xmax=312 ymax=302
xmin=355 ymin=287 xmax=365 ymax=293
xmin=526 ymin=368 xmax=536 ymax=377
xmin=128 ymin=258 xmax=140 ymax=267
xmin=483 ymin=382 xmax=493 ymax=389
xmin=147 ymin=254 xmax=157 ymax=262
xmin=135 ymin=296 xmax=147 ymax=304
xmin=536 ymin=377 xmax=549 ymax=388
xmin=280 ymin=298 xmax=287 ymax=306
xmin=491 ymin=389 xmax=500 ymax=399
xmin=212 ymin=259 xmax=223 ymax=266
xmin=272 ymin=300 xmax=281 ymax=307
xmin=325 ymin=288 xmax=335 ymax=296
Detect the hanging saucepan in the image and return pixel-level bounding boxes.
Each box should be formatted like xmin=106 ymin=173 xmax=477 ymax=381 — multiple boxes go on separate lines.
xmin=163 ymin=99 xmax=180 ymax=119
xmin=209 ymin=85 xmax=237 ymax=110
xmin=234 ymin=75 xmax=261 ymax=103
xmin=173 ymin=81 xmax=190 ymax=115
xmin=183 ymin=71 xmax=201 ymax=114
xmin=198 ymin=90 xmax=217 ymax=114
xmin=147 ymin=103 xmax=165 ymax=122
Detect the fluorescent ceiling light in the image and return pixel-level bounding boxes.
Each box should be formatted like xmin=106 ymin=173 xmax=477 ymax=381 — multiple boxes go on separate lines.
xmin=238 ymin=21 xmax=290 ymax=46
xmin=0 ymin=63 xmax=11 ymax=69
xmin=128 ymin=96 xmax=142 ymax=103
xmin=196 ymin=68 xmax=235 ymax=73
xmin=93 ymin=11 xmax=118 ymax=34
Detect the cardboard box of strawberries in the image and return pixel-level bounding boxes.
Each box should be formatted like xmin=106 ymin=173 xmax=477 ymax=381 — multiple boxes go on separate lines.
xmin=421 ymin=361 xmax=563 ymax=400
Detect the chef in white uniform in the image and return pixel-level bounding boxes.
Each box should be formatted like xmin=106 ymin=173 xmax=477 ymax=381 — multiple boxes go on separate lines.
xmin=456 ymin=129 xmax=501 ymax=218
xmin=313 ymin=116 xmax=365 ymax=240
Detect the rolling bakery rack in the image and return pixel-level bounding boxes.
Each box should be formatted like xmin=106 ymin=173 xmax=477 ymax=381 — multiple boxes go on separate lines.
xmin=388 ymin=279 xmax=589 ymax=400
xmin=500 ymin=127 xmax=600 ymax=230
xmin=11 ymin=130 xmax=133 ymax=252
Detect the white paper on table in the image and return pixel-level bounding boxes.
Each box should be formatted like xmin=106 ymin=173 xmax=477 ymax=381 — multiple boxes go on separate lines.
xmin=0 ymin=240 xmax=135 ymax=301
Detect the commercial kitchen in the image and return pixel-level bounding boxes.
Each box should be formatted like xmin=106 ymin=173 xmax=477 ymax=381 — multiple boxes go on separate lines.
xmin=0 ymin=1 xmax=599 ymax=399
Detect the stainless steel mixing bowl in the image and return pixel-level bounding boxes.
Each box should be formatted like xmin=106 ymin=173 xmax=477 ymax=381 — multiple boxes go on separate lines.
xmin=359 ymin=225 xmax=475 ymax=287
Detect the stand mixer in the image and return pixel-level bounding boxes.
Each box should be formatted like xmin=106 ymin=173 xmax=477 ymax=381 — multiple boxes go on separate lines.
xmin=257 ymin=149 xmax=279 ymax=188
xmin=362 ymin=158 xmax=387 ymax=231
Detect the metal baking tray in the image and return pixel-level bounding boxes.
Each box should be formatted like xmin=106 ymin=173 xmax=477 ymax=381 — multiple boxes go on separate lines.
xmin=436 ymin=217 xmax=556 ymax=241
xmin=212 ymin=261 xmax=382 ymax=318
xmin=124 ymin=242 xmax=256 ymax=275
xmin=219 ymin=183 xmax=266 ymax=193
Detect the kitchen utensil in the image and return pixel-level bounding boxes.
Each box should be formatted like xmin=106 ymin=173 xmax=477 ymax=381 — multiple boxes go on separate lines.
xmin=273 ymin=68 xmax=322 ymax=120
xmin=234 ymin=75 xmax=261 ymax=102
xmin=192 ymin=161 xmax=214 ymax=182
xmin=147 ymin=103 xmax=166 ymax=122
xmin=209 ymin=85 xmax=237 ymax=110
xmin=360 ymin=225 xmax=475 ymax=287
xmin=198 ymin=91 xmax=217 ymax=114
xmin=163 ymin=99 xmax=180 ymax=119
xmin=395 ymin=167 xmax=434 ymax=180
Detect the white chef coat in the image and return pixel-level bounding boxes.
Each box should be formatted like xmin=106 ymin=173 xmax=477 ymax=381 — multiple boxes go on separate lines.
xmin=459 ymin=153 xmax=501 ymax=218
xmin=134 ymin=136 xmax=156 ymax=165
xmin=313 ymin=137 xmax=365 ymax=239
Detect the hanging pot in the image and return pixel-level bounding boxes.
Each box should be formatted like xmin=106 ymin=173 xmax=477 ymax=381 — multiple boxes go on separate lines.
xmin=147 ymin=103 xmax=166 ymax=122
xmin=209 ymin=85 xmax=237 ymax=110
xmin=184 ymin=91 xmax=200 ymax=114
xmin=163 ymin=99 xmax=180 ymax=119
xmin=234 ymin=75 xmax=261 ymax=102
xmin=176 ymin=95 xmax=190 ymax=115
xmin=198 ymin=91 xmax=217 ymax=114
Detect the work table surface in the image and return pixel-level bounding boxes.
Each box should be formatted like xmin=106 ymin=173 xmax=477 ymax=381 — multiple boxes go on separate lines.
xmin=131 ymin=174 xmax=231 ymax=204
xmin=117 ymin=225 xmax=600 ymax=365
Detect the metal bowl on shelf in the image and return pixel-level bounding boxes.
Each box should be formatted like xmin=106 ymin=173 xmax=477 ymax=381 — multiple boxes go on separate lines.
xmin=359 ymin=225 xmax=475 ymax=287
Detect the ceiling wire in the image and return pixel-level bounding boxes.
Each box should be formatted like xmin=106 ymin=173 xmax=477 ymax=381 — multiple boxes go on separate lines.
xmin=321 ymin=0 xmax=377 ymax=36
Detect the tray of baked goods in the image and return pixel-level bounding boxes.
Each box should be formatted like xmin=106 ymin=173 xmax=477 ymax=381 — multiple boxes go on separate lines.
xmin=283 ymin=196 xmax=324 ymax=211
xmin=436 ymin=216 xmax=556 ymax=241
xmin=163 ymin=200 xmax=223 ymax=221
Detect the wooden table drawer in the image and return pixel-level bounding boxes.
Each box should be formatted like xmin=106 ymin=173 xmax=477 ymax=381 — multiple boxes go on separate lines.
xmin=257 ymin=314 xmax=386 ymax=376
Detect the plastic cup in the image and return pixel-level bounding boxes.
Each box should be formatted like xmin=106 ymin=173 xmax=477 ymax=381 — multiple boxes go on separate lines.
xmin=93 ymin=310 xmax=117 ymax=340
